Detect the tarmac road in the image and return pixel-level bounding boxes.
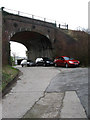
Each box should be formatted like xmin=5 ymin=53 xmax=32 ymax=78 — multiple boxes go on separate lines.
xmin=2 ymin=66 xmax=88 ymax=118
xmin=46 ymin=67 xmax=88 ymax=115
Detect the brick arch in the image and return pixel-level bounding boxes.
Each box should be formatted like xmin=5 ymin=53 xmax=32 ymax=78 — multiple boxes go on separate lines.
xmin=10 ymin=31 xmax=53 ymax=60
xmin=2 ymin=11 xmax=56 ymax=64
xmin=9 ymin=29 xmax=52 ymax=42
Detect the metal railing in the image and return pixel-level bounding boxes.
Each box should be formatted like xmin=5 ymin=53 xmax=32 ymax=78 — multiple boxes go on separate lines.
xmin=1 ymin=7 xmax=68 ymax=29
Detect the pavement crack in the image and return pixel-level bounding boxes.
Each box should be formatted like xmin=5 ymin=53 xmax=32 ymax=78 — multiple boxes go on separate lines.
xmin=57 ymin=91 xmax=65 ymax=118
xmin=22 ymin=92 xmax=46 ymax=118
xmin=22 ymin=92 xmax=65 ymax=118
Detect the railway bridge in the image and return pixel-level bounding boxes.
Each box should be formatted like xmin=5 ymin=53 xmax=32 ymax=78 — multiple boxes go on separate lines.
xmin=0 ymin=7 xmax=76 ymax=65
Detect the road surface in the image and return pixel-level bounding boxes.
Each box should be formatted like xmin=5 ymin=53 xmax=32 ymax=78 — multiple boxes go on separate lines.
xmin=2 ymin=66 xmax=88 ymax=118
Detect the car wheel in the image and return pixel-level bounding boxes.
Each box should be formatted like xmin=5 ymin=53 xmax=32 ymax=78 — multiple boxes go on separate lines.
xmin=55 ymin=63 xmax=58 ymax=67
xmin=27 ymin=64 xmax=29 ymax=67
xmin=65 ymin=63 xmax=68 ymax=68
xmin=21 ymin=64 xmax=23 ymax=67
xmin=43 ymin=63 xmax=46 ymax=67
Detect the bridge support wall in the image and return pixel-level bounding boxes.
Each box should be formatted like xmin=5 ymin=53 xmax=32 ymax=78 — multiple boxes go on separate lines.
xmin=27 ymin=48 xmax=53 ymax=60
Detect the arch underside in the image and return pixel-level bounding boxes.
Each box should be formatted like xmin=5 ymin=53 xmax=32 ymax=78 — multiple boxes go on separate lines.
xmin=10 ymin=31 xmax=53 ymax=60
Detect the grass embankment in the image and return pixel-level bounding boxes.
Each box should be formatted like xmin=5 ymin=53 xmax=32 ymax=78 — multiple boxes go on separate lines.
xmin=2 ymin=65 xmax=19 ymax=91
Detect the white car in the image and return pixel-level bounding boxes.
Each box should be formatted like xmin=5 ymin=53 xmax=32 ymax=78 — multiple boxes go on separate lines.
xmin=35 ymin=58 xmax=43 ymax=63
xmin=21 ymin=59 xmax=35 ymax=67
xmin=21 ymin=59 xmax=27 ymax=67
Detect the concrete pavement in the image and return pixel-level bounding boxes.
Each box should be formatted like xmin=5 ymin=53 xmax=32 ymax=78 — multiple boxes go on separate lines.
xmin=23 ymin=91 xmax=87 ymax=118
xmin=60 ymin=91 xmax=87 ymax=118
xmin=2 ymin=67 xmax=60 ymax=118
xmin=2 ymin=66 xmax=87 ymax=118
xmin=23 ymin=93 xmax=64 ymax=118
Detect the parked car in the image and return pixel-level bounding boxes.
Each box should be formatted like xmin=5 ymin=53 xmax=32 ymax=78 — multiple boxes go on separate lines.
xmin=54 ymin=56 xmax=80 ymax=68
xmin=35 ymin=57 xmax=54 ymax=66
xmin=21 ymin=59 xmax=35 ymax=67
xmin=21 ymin=59 xmax=27 ymax=67
xmin=27 ymin=60 xmax=35 ymax=67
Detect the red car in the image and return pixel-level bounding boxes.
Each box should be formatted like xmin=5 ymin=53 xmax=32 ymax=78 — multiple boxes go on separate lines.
xmin=54 ymin=56 xmax=80 ymax=68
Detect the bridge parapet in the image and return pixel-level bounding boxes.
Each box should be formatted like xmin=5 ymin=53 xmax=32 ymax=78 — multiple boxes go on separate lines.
xmin=1 ymin=7 xmax=68 ymax=30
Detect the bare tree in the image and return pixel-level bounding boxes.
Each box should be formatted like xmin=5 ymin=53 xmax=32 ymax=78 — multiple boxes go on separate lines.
xmin=12 ymin=52 xmax=16 ymax=65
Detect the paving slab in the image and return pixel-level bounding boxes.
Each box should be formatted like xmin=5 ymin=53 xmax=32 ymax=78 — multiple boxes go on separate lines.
xmin=23 ymin=91 xmax=87 ymax=118
xmin=60 ymin=91 xmax=87 ymax=118
xmin=23 ymin=93 xmax=64 ymax=118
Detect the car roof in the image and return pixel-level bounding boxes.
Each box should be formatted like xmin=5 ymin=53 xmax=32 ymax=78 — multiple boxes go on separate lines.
xmin=36 ymin=57 xmax=42 ymax=59
xmin=62 ymin=56 xmax=69 ymax=57
xmin=56 ymin=56 xmax=69 ymax=58
xmin=36 ymin=57 xmax=50 ymax=59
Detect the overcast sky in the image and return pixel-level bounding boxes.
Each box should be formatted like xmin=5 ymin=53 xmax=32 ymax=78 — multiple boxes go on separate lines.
xmin=0 ymin=0 xmax=89 ymax=57
xmin=0 ymin=0 xmax=89 ymax=29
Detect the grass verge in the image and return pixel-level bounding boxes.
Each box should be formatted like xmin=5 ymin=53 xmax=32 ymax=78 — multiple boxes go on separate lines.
xmin=2 ymin=65 xmax=19 ymax=91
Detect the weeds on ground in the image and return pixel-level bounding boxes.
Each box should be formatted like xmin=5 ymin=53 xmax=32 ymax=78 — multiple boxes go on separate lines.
xmin=2 ymin=65 xmax=19 ymax=91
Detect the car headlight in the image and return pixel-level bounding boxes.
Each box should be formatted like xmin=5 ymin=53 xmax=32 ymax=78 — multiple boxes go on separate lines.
xmin=46 ymin=61 xmax=50 ymax=63
xmin=69 ymin=61 xmax=73 ymax=64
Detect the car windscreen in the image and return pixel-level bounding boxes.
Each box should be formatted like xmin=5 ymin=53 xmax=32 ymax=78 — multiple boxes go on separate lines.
xmin=69 ymin=58 xmax=74 ymax=60
xmin=27 ymin=60 xmax=32 ymax=62
xmin=63 ymin=57 xmax=74 ymax=60
xmin=43 ymin=58 xmax=51 ymax=61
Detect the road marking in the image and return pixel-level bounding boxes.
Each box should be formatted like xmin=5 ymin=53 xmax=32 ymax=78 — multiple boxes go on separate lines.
xmin=60 ymin=91 xmax=87 ymax=118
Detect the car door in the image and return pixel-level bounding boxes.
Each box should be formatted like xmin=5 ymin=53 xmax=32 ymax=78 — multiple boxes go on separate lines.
xmin=60 ymin=57 xmax=65 ymax=66
xmin=56 ymin=57 xmax=63 ymax=66
xmin=59 ymin=57 xmax=65 ymax=66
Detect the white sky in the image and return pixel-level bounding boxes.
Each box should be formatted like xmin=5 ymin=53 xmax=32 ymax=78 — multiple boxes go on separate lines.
xmin=10 ymin=41 xmax=27 ymax=58
xmin=0 ymin=0 xmax=89 ymax=29
xmin=0 ymin=0 xmax=89 ymax=57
